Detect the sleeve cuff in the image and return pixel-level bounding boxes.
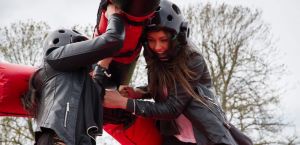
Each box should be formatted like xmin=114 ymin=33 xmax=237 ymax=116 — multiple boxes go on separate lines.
xmin=126 ymin=98 xmax=134 ymax=113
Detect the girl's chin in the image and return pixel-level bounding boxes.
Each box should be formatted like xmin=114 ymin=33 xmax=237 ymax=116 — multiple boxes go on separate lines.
xmin=159 ymin=56 xmax=169 ymax=61
xmin=155 ymin=53 xmax=169 ymax=61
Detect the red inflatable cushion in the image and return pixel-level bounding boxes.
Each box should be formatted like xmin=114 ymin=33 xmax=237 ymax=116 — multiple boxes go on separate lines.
xmin=104 ymin=117 xmax=162 ymax=145
xmin=0 ymin=62 xmax=36 ymax=117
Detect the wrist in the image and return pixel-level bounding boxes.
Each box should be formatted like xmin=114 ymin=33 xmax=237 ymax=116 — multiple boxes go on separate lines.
xmin=133 ymin=88 xmax=145 ymax=98
xmin=95 ymin=64 xmax=111 ymax=78
xmin=125 ymin=99 xmax=137 ymax=114
xmin=120 ymin=97 xmax=128 ymax=109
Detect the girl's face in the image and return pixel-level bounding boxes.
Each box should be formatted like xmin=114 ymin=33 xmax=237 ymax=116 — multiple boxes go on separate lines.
xmin=146 ymin=30 xmax=170 ymax=61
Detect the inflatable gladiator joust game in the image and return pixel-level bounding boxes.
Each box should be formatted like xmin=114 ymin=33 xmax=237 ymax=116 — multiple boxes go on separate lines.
xmin=0 ymin=0 xmax=162 ymax=144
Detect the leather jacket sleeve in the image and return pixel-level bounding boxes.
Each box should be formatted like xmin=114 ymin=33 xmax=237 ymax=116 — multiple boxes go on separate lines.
xmin=45 ymin=14 xmax=125 ymax=71
xmin=125 ymin=52 xmax=211 ymax=119
xmin=188 ymin=52 xmax=212 ymax=88
xmin=126 ymin=83 xmax=193 ymax=120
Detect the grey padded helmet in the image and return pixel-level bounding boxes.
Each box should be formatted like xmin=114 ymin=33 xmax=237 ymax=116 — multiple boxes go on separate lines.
xmin=143 ymin=0 xmax=189 ymax=61
xmin=43 ymin=29 xmax=88 ymax=54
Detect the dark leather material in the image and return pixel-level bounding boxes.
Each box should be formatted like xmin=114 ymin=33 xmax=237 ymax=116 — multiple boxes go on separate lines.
xmin=229 ymin=124 xmax=253 ymax=145
xmin=46 ymin=14 xmax=125 ymax=71
xmin=34 ymin=14 xmax=125 ymax=145
xmin=196 ymin=84 xmax=253 ymax=145
xmin=126 ymin=53 xmax=238 ymax=145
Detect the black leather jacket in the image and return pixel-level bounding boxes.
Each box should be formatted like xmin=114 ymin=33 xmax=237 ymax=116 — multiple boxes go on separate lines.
xmin=125 ymin=52 xmax=237 ymax=145
xmin=33 ymin=14 xmax=125 ymax=145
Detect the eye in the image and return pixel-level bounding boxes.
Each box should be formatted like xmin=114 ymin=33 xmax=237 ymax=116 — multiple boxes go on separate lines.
xmin=161 ymin=38 xmax=169 ymax=42
xmin=147 ymin=38 xmax=155 ymax=42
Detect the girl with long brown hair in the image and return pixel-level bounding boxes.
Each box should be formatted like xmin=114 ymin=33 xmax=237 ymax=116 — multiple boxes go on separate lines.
xmin=103 ymin=0 xmax=238 ymax=144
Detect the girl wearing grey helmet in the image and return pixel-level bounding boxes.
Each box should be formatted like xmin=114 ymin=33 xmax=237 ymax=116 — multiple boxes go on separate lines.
xmin=103 ymin=0 xmax=241 ymax=144
xmin=24 ymin=4 xmax=125 ymax=144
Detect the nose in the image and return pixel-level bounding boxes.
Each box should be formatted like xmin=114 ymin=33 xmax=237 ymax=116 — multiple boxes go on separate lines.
xmin=153 ymin=42 xmax=164 ymax=53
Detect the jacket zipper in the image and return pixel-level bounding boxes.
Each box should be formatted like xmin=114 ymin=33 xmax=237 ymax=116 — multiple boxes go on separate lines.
xmin=64 ymin=102 xmax=70 ymax=128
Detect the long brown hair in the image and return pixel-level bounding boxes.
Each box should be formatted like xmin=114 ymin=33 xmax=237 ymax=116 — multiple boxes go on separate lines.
xmin=146 ymin=37 xmax=206 ymax=103
xmin=21 ymin=69 xmax=41 ymax=117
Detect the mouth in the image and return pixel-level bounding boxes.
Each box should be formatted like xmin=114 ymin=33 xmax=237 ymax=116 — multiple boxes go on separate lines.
xmin=157 ymin=53 xmax=168 ymax=61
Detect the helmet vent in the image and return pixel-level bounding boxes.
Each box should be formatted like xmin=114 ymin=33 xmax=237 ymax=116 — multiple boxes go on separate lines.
xmin=156 ymin=6 xmax=161 ymax=11
xmin=172 ymin=4 xmax=181 ymax=15
xmin=58 ymin=30 xmax=65 ymax=33
xmin=53 ymin=38 xmax=59 ymax=44
xmin=167 ymin=15 xmax=173 ymax=21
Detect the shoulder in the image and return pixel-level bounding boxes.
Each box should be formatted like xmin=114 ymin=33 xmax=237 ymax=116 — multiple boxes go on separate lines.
xmin=187 ymin=51 xmax=206 ymax=70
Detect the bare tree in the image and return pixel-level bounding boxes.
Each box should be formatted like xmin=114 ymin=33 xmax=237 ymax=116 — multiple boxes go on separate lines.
xmin=0 ymin=20 xmax=50 ymax=145
xmin=0 ymin=20 xmax=50 ymax=66
xmin=183 ymin=3 xmax=298 ymax=144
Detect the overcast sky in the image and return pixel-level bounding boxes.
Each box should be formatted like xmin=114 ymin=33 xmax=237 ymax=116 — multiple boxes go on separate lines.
xmin=1 ymin=0 xmax=300 ymax=139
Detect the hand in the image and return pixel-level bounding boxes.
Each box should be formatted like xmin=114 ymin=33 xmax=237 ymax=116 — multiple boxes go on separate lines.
xmin=103 ymin=89 xmax=128 ymax=109
xmin=97 ymin=57 xmax=113 ymax=70
xmin=92 ymin=64 xmax=110 ymax=87
xmin=105 ymin=4 xmax=121 ymax=19
xmin=118 ymin=85 xmax=144 ymax=99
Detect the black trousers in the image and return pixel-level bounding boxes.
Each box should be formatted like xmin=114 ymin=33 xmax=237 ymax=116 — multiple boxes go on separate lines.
xmin=163 ymin=135 xmax=197 ymax=145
